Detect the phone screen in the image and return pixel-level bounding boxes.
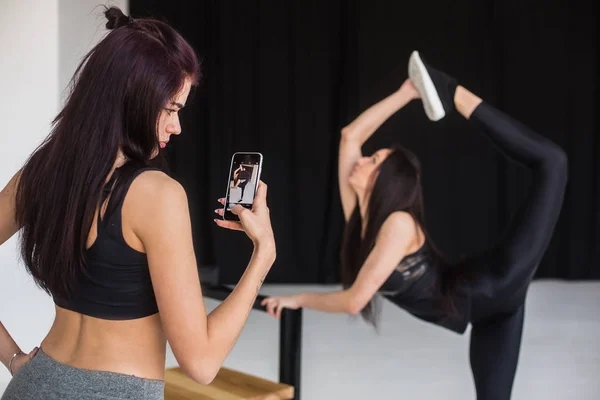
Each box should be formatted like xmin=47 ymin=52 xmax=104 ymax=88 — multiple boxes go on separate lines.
xmin=223 ymin=152 xmax=262 ymax=221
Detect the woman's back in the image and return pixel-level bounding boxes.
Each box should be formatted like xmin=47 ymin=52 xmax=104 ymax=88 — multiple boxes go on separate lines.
xmin=41 ymin=166 xmax=173 ymax=380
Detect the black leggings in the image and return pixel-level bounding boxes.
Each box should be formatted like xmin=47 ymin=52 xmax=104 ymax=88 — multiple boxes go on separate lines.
xmin=238 ymin=180 xmax=249 ymax=201
xmin=465 ymin=102 xmax=568 ymax=400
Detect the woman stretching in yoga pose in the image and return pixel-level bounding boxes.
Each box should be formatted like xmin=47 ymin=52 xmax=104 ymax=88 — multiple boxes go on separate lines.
xmin=262 ymin=51 xmax=568 ymax=399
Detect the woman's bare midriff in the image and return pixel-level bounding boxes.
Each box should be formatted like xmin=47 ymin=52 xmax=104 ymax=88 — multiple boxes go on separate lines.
xmin=40 ymin=305 xmax=167 ymax=381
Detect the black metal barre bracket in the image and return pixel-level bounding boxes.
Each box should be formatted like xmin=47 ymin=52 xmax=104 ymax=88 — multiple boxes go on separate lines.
xmin=201 ymin=283 xmax=302 ymax=400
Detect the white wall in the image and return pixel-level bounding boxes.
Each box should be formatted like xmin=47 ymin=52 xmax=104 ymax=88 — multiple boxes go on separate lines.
xmin=0 ymin=0 xmax=127 ymax=388
xmin=59 ymin=0 xmax=128 ymax=104
xmin=0 ymin=0 xmax=60 ymax=386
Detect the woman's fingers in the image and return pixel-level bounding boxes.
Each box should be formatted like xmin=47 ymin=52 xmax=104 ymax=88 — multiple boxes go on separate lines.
xmin=214 ymin=219 xmax=244 ymax=231
xmin=261 ymin=297 xmax=284 ymax=319
xmin=214 ymin=199 xmax=245 ymax=230
xmin=269 ymin=301 xmax=277 ymax=318
xmin=29 ymin=347 xmax=39 ymax=360
xmin=252 ymin=181 xmax=267 ymax=209
xmin=229 ymin=204 xmax=249 ymax=217
xmin=264 ymin=298 xmax=277 ymax=318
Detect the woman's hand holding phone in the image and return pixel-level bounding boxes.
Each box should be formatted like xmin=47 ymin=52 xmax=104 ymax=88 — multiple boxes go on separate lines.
xmin=215 ymin=180 xmax=275 ymax=250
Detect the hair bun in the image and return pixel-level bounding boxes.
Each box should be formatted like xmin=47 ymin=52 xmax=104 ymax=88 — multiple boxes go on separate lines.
xmin=104 ymin=6 xmax=131 ymax=30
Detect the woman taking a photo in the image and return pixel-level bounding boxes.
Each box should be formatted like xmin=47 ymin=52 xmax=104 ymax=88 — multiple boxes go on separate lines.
xmin=0 ymin=7 xmax=274 ymax=400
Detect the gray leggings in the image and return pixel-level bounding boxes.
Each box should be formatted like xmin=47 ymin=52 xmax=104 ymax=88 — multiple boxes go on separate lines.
xmin=1 ymin=348 xmax=164 ymax=400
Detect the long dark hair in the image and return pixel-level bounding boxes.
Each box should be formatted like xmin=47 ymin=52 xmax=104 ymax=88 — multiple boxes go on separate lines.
xmin=340 ymin=144 xmax=464 ymax=326
xmin=15 ymin=7 xmax=200 ymax=300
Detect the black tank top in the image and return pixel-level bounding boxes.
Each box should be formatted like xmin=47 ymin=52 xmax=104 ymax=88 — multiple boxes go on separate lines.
xmin=378 ymin=242 xmax=470 ymax=334
xmin=53 ymin=167 xmax=159 ymax=320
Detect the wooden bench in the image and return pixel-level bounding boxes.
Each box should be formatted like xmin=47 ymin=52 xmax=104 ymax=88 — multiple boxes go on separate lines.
xmin=165 ymin=367 xmax=295 ymax=400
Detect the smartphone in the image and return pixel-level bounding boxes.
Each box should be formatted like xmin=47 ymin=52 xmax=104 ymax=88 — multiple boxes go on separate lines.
xmin=222 ymin=152 xmax=263 ymax=221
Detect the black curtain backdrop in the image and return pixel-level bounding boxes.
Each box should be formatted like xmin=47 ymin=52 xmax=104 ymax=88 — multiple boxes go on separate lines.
xmin=130 ymin=0 xmax=599 ymax=283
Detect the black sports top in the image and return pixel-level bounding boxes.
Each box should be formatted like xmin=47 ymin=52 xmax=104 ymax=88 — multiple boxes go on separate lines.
xmin=378 ymin=242 xmax=470 ymax=334
xmin=53 ymin=167 xmax=159 ymax=320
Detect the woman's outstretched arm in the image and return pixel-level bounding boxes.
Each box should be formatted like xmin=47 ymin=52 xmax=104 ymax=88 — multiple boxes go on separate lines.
xmin=261 ymin=212 xmax=416 ymax=317
xmin=339 ymin=80 xmax=419 ymax=221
